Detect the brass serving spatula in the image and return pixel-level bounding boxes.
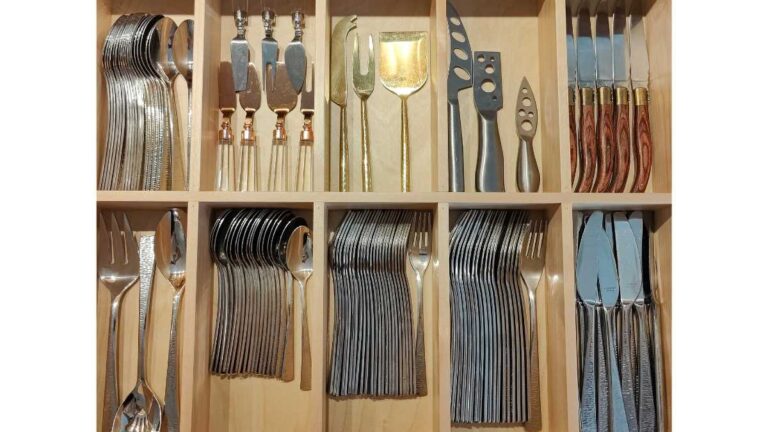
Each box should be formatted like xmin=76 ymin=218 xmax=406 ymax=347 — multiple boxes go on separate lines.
xmin=379 ymin=31 xmax=429 ymax=192
xmin=266 ymin=62 xmax=297 ymax=191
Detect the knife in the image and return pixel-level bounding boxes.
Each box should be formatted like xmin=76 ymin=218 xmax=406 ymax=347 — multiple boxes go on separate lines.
xmin=330 ymin=16 xmax=358 ymax=192
xmin=216 ymin=62 xmax=236 ymax=191
xmin=593 ymin=12 xmax=615 ymax=192
xmin=285 ymin=10 xmax=307 ymax=93
xmin=231 ymin=3 xmax=250 ymax=92
xmin=566 ymin=7 xmax=578 ymax=187
xmin=630 ymin=14 xmax=653 ymax=192
xmin=261 ymin=8 xmax=278 ymax=91
xmin=643 ymin=211 xmax=666 ymax=432
xmin=447 ymin=1 xmax=472 ymax=192
xmin=596 ymin=218 xmax=630 ymax=432
xmin=575 ymin=10 xmax=597 ymax=193
xmin=615 ymin=213 xmax=641 ymax=432
xmin=296 ymin=63 xmax=315 ymax=192
xmin=237 ymin=63 xmax=260 ymax=192
xmin=612 ymin=11 xmax=632 ymax=192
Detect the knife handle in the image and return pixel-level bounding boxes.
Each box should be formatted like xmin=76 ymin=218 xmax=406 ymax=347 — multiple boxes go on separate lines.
xmin=449 ymin=100 xmax=466 ymax=192
xmin=579 ymin=303 xmax=598 ymax=432
xmin=269 ymin=115 xmax=288 ymax=191
xmin=339 ymin=105 xmax=349 ymax=192
xmin=631 ymin=88 xmax=653 ymax=192
xmin=635 ymin=303 xmax=657 ymax=432
xmin=569 ymin=88 xmax=578 ymax=187
xmin=215 ymin=118 xmax=235 ymax=191
xmin=576 ymin=88 xmax=597 ymax=193
xmin=361 ymin=98 xmax=373 ymax=192
xmin=476 ymin=113 xmax=505 ymax=192
xmin=613 ymin=88 xmax=632 ymax=192
xmin=296 ymin=114 xmax=314 ymax=192
xmin=594 ymin=87 xmax=615 ymax=193
xmin=516 ymin=137 xmax=540 ymax=192
xmin=619 ymin=304 xmax=640 ymax=432
xmin=650 ymin=303 xmax=667 ymax=432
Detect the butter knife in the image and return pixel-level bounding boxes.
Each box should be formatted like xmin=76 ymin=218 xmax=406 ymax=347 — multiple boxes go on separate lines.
xmin=231 ymin=2 xmax=250 ymax=92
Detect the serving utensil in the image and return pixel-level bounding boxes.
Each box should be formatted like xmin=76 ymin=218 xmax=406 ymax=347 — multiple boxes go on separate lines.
xmin=172 ymin=19 xmax=194 ymax=190
xmin=238 ymin=63 xmax=261 ymax=192
xmin=612 ymin=11 xmax=632 ymax=192
xmin=575 ymin=9 xmax=597 ymax=192
xmin=261 ymin=8 xmax=278 ymax=90
xmin=352 ymin=34 xmax=375 ymax=192
xmin=98 ymin=212 xmax=140 ymax=432
xmin=379 ymin=31 xmax=429 ymax=192
xmin=407 ymin=211 xmax=431 ymax=396
xmin=330 ymin=16 xmax=357 ymax=192
xmin=265 ymin=62 xmax=297 ymax=191
xmin=231 ymin=1 xmax=250 ymax=92
xmin=287 ymin=226 xmax=314 ymax=390
xmin=296 ymin=64 xmax=315 ymax=192
xmin=472 ymin=51 xmax=504 ymax=192
xmin=155 ymin=209 xmax=187 ymax=432
xmin=629 ymin=14 xmax=653 ymax=192
xmin=285 ymin=10 xmax=307 ymax=93
xmin=112 ymin=235 xmax=162 ymax=432
xmin=216 ymin=62 xmax=236 ymax=191
xmin=515 ymin=77 xmax=540 ymax=192
xmin=447 ymin=1 xmax=472 ymax=192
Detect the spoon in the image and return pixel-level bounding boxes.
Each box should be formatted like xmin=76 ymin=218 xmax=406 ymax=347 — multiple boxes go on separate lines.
xmin=286 ymin=225 xmax=314 ymax=390
xmin=152 ymin=18 xmax=180 ymax=190
xmin=172 ymin=19 xmax=194 ymax=191
xmin=155 ymin=209 xmax=187 ymax=432
xmin=112 ymin=235 xmax=163 ymax=432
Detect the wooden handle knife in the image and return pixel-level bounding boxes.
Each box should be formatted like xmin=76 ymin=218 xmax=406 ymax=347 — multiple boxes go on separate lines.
xmin=613 ymin=87 xmax=631 ymax=192
xmin=594 ymin=87 xmax=615 ymax=192
xmin=631 ymin=88 xmax=653 ymax=192
xmin=576 ymin=88 xmax=597 ymax=193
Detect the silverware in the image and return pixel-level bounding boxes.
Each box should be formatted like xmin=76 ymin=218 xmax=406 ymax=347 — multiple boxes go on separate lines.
xmin=472 ymin=52 xmax=504 ymax=192
xmin=407 ymin=211 xmax=431 ymax=396
xmin=265 ymin=63 xmax=297 ymax=192
xmin=515 ymin=77 xmax=540 ymax=192
xmin=172 ymin=19 xmax=194 ymax=190
xmin=566 ymin=6 xmax=578 ymax=187
xmin=447 ymin=1 xmax=472 ymax=192
xmin=287 ymin=226 xmax=314 ymax=390
xmin=238 ymin=63 xmax=261 ymax=192
xmin=98 ymin=212 xmax=140 ymax=432
xmin=629 ymin=14 xmax=653 ymax=192
xmin=612 ymin=11 xmax=632 ymax=192
xmin=330 ymin=16 xmax=357 ymax=192
xmin=216 ymin=62 xmax=236 ymax=191
xmin=594 ymin=11 xmax=616 ymax=193
xmin=113 ymin=234 xmax=163 ymax=432
xmin=575 ymin=9 xmax=597 ymax=193
xmin=352 ymin=34 xmax=375 ymax=192
xmin=231 ymin=1 xmax=250 ymax=92
xmin=261 ymin=8 xmax=278 ymax=90
xmin=285 ymin=10 xmax=307 ymax=93
xmin=151 ymin=18 xmax=180 ymax=191
xmin=155 ymin=209 xmax=188 ymax=432
xmin=296 ymin=64 xmax=315 ymax=192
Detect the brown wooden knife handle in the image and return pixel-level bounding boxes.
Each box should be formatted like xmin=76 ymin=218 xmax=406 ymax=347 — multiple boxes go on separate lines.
xmin=612 ymin=87 xmax=631 ymax=192
xmin=631 ymin=87 xmax=653 ymax=192
xmin=576 ymin=88 xmax=597 ymax=193
xmin=594 ymin=87 xmax=615 ymax=192
xmin=569 ymin=87 xmax=578 ymax=187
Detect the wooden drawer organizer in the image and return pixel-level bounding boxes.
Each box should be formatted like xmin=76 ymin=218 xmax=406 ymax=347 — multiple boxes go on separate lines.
xmin=96 ymin=0 xmax=671 ymax=431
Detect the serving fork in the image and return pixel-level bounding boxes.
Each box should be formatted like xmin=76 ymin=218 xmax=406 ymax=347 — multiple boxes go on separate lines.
xmin=519 ymin=215 xmax=547 ymax=426
xmin=408 ymin=211 xmax=431 ymax=396
xmin=97 ymin=212 xmax=140 ymax=432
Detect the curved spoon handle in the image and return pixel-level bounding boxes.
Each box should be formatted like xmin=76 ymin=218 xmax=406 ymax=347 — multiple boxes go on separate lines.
xmin=165 ymin=289 xmax=184 ymax=432
xmin=102 ymin=295 xmax=123 ymax=432
xmin=138 ymin=235 xmax=156 ymax=379
xmin=185 ymin=84 xmax=192 ymax=190
xmin=299 ymin=280 xmax=312 ymax=390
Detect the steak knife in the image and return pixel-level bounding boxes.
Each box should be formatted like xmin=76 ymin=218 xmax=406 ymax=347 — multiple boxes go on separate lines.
xmin=594 ymin=12 xmax=615 ymax=192
xmin=575 ymin=10 xmax=597 ymax=193
xmin=566 ymin=7 xmax=578 ymax=186
xmin=612 ymin=11 xmax=632 ymax=192
xmin=630 ymin=14 xmax=653 ymax=192
xmin=447 ymin=1 xmax=472 ymax=192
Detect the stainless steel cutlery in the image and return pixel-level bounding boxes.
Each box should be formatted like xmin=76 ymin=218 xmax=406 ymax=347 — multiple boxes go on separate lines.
xmin=231 ymin=1 xmax=250 ymax=92
xmin=352 ymin=34 xmax=376 ymax=192
xmin=216 ymin=62 xmax=237 ymax=191
xmin=515 ymin=77 xmax=540 ymax=192
xmin=447 ymin=1 xmax=472 ymax=192
xmin=285 ymin=10 xmax=307 ymax=93
xmin=473 ymin=52 xmax=505 ymax=192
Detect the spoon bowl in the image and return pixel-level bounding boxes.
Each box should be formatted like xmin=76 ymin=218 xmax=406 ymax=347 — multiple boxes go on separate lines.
xmin=172 ymin=20 xmax=193 ymax=83
xmin=112 ymin=382 xmax=163 ymax=432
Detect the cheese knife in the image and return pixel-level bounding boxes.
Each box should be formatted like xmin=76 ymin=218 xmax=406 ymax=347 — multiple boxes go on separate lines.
xmin=330 ymin=16 xmax=357 ymax=192
xmin=594 ymin=12 xmax=615 ymax=192
xmin=261 ymin=8 xmax=278 ymax=91
xmin=575 ymin=10 xmax=597 ymax=193
xmin=473 ymin=51 xmax=504 ymax=192
xmin=447 ymin=1 xmax=472 ymax=192
xmin=231 ymin=1 xmax=250 ymax=92
xmin=566 ymin=7 xmax=578 ymax=187
xmin=612 ymin=11 xmax=632 ymax=192
xmin=630 ymin=14 xmax=653 ymax=192
xmin=285 ymin=10 xmax=307 ymax=93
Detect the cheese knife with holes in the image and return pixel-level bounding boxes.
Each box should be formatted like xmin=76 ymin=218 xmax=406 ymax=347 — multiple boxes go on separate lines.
xmin=515 ymin=77 xmax=539 ymax=192
xmin=473 ymin=51 xmax=504 ymax=192
xmin=447 ymin=1 xmax=472 ymax=192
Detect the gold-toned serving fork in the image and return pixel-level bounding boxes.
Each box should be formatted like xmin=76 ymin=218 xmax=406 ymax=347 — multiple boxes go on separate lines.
xmin=97 ymin=212 xmax=140 ymax=432
xmin=518 ymin=214 xmax=548 ymax=427
xmin=407 ymin=211 xmax=432 ymax=396
xmin=353 ymin=34 xmax=375 ymax=192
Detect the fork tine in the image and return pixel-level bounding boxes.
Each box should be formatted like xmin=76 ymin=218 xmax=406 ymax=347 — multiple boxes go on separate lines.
xmin=537 ymin=219 xmax=547 ymax=258
xmin=109 ymin=212 xmax=125 ymax=265
xmin=424 ymin=212 xmax=431 ymax=249
xmin=98 ymin=212 xmax=110 ymax=268
xmin=367 ymin=34 xmax=375 ymax=75
xmin=122 ymin=212 xmax=139 ymax=264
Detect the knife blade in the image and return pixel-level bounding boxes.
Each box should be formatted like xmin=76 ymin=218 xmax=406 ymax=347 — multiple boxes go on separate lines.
xmin=261 ymin=8 xmax=278 ymax=91
xmin=566 ymin=7 xmax=578 ymax=186
xmin=231 ymin=6 xmax=251 ymax=92
xmin=447 ymin=1 xmax=472 ymax=192
xmin=629 ymin=14 xmax=653 ymax=192
xmin=330 ymin=16 xmax=357 ymax=192
xmin=217 ymin=62 xmax=236 ymax=191
xmin=285 ymin=10 xmax=307 ymax=93
xmin=575 ymin=10 xmax=597 ymax=193
xmin=593 ymin=12 xmax=615 ymax=192
xmin=612 ymin=11 xmax=632 ymax=192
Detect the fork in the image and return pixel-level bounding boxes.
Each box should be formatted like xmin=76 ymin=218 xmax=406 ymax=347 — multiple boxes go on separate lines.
xmin=518 ymin=215 xmax=548 ymax=426
xmin=407 ymin=211 xmax=431 ymax=396
xmin=98 ymin=212 xmax=140 ymax=432
xmin=353 ymin=34 xmax=375 ymax=192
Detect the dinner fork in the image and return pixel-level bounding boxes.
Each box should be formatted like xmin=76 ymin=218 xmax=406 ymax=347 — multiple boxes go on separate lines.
xmin=518 ymin=215 xmax=547 ymax=426
xmin=408 ymin=211 xmax=431 ymax=396
xmin=98 ymin=212 xmax=140 ymax=432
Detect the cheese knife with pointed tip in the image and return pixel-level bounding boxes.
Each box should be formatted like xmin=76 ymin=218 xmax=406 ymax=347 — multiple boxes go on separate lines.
xmin=630 ymin=14 xmax=653 ymax=192
xmin=566 ymin=7 xmax=578 ymax=186
xmin=231 ymin=3 xmax=250 ymax=92
xmin=262 ymin=8 xmax=278 ymax=91
xmin=594 ymin=12 xmax=615 ymax=192
xmin=473 ymin=51 xmax=504 ymax=192
xmin=285 ymin=10 xmax=307 ymax=93
xmin=447 ymin=1 xmax=472 ymax=192
xmin=575 ymin=10 xmax=597 ymax=193
xmin=515 ymin=77 xmax=539 ymax=192
xmin=330 ymin=16 xmax=357 ymax=192
xmin=612 ymin=11 xmax=632 ymax=192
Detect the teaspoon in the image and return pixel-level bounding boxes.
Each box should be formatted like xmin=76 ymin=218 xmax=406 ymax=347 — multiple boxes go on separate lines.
xmin=172 ymin=19 xmax=194 ymax=190
xmin=287 ymin=225 xmax=314 ymax=390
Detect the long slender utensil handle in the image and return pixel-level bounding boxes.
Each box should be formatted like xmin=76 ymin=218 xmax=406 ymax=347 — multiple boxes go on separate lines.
xmin=475 ymin=113 xmax=505 ymax=192
xmin=605 ymin=307 xmax=630 ymax=432
xmin=102 ymin=295 xmax=123 ymax=432
xmin=238 ymin=144 xmax=249 ymax=191
xmin=594 ymin=88 xmax=616 ymax=192
xmin=651 ymin=303 xmax=666 ymax=432
xmin=361 ymin=98 xmax=373 ymax=192
xmin=631 ymin=88 xmax=652 ymax=192
xmin=415 ymin=271 xmax=426 ymax=396
xmin=448 ymin=100 xmax=465 ymax=192
xmin=215 ymin=140 xmax=234 ymax=191
xmin=400 ymin=98 xmax=411 ymax=192
xmin=636 ymin=303 xmax=657 ymax=432
xmin=283 ymin=271 xmax=295 ymax=381
xmin=270 ymin=114 xmax=288 ymax=192
xmin=576 ymin=88 xmax=597 ymax=192
xmin=527 ymin=288 xmax=541 ymax=427
xmin=296 ymin=114 xmax=314 ymax=192
xmin=165 ymin=288 xmax=184 ymax=432
xmin=339 ymin=105 xmax=349 ymax=192
xmin=299 ymin=280 xmax=312 ymax=390
xmin=613 ymin=87 xmax=631 ymax=192
xmin=516 ymin=136 xmax=540 ymax=192
xmin=619 ymin=304 xmax=640 ymax=432
xmin=579 ymin=303 xmax=598 ymax=432
xmin=596 ymin=307 xmax=610 ymax=432
xmin=569 ymin=88 xmax=578 ymax=187
xmin=138 ymin=235 xmax=155 ymax=380
xmin=185 ymin=84 xmax=192 ymax=190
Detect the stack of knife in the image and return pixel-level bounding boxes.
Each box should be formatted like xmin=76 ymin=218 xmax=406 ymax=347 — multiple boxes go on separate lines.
xmin=567 ymin=6 xmax=653 ymax=193
xmin=575 ymin=210 xmax=665 ymax=432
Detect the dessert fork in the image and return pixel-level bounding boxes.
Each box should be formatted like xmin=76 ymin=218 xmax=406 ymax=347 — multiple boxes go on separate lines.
xmin=407 ymin=211 xmax=431 ymax=396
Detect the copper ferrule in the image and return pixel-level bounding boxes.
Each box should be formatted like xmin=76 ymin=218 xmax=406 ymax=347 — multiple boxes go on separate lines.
xmin=300 ymin=118 xmax=314 ymax=144
xmin=241 ymin=119 xmax=255 ymax=145
xmin=634 ymin=87 xmax=649 ymax=106
xmin=615 ymin=87 xmax=630 ymax=105
xmin=273 ymin=119 xmax=287 ymax=142
xmin=568 ymin=86 xmax=576 ymax=106
xmin=598 ymin=86 xmax=612 ymax=105
xmin=218 ymin=120 xmax=233 ymax=142
xmin=580 ymin=87 xmax=594 ymax=106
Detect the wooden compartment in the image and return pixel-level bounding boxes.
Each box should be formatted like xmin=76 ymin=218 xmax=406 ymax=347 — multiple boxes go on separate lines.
xmin=437 ymin=0 xmax=563 ymax=193
xmin=327 ymin=0 xmax=438 ymax=193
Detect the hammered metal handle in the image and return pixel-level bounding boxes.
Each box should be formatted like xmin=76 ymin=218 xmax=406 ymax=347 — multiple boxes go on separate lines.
xmin=580 ymin=303 xmax=598 ymax=432
xmin=361 ymin=98 xmax=373 ymax=192
xmin=339 ymin=106 xmax=349 ymax=192
xmin=595 ymin=307 xmax=610 ymax=432
xmin=636 ymin=303 xmax=657 ymax=432
xmin=414 ymin=271 xmax=426 ymax=396
xmin=620 ymin=304 xmax=640 ymax=432
xmin=605 ymin=307 xmax=630 ymax=432
xmin=165 ymin=289 xmax=184 ymax=432
xmin=102 ymin=295 xmax=123 ymax=432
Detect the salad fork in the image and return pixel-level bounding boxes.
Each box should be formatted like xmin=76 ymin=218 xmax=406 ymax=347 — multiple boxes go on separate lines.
xmin=97 ymin=212 xmax=140 ymax=432
xmin=408 ymin=211 xmax=431 ymax=396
